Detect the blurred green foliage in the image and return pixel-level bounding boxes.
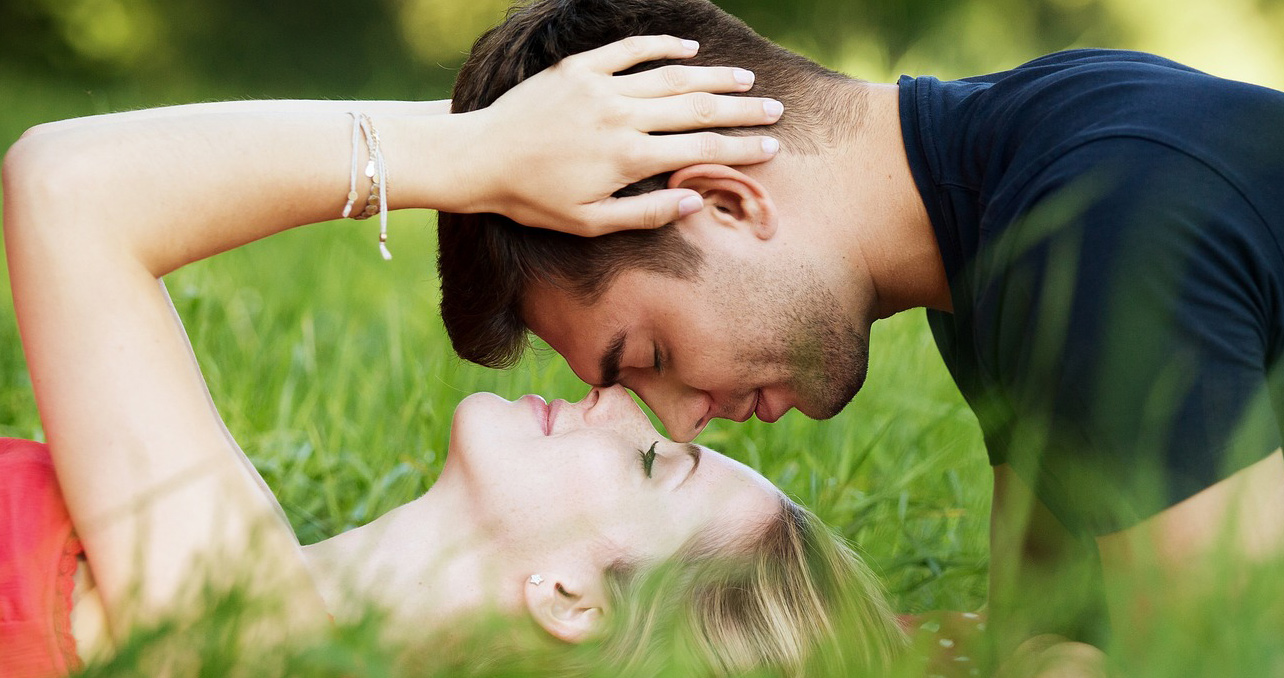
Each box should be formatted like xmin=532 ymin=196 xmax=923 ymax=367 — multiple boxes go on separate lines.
xmin=5 ymin=0 xmax=1284 ymax=103
xmin=2 ymin=1 xmax=1284 ymax=674
xmin=3 ymin=0 xmax=1283 ymax=154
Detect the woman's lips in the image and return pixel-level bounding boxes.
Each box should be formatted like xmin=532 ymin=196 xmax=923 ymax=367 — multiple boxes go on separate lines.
xmin=522 ymin=395 xmax=552 ymax=435
xmin=546 ymin=399 xmax=561 ymax=434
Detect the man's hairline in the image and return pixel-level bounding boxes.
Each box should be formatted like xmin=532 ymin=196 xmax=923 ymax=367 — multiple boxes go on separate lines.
xmin=514 ymin=244 xmax=710 ymax=371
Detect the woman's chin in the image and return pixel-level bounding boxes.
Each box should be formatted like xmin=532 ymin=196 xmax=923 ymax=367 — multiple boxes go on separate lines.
xmin=456 ymin=391 xmax=541 ymax=408
xmin=448 ymin=391 xmax=543 ymax=467
xmin=452 ymin=393 xmax=500 ymax=434
xmin=459 ymin=391 xmax=503 ymax=403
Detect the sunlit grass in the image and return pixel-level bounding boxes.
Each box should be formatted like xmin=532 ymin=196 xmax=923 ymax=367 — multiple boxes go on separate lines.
xmin=7 ymin=73 xmax=1284 ymax=678
xmin=0 ymin=70 xmax=990 ymax=676
xmin=0 ymin=206 xmax=992 ymax=674
xmin=141 ymin=212 xmax=993 ymax=608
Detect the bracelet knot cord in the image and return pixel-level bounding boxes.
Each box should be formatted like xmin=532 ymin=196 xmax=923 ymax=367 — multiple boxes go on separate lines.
xmin=343 ymin=111 xmax=392 ymax=260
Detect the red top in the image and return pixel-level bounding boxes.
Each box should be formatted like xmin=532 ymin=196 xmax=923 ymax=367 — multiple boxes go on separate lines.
xmin=0 ymin=438 xmax=83 ymax=678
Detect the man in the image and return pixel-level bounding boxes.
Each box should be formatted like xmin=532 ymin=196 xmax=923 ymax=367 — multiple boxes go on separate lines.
xmin=437 ymin=0 xmax=1284 ymax=670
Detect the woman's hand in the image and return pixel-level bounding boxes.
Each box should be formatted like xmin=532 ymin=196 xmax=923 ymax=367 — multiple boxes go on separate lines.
xmin=458 ymin=35 xmax=784 ymax=235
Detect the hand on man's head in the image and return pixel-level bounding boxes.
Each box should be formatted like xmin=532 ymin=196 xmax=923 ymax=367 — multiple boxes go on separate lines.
xmin=461 ymin=34 xmax=783 ymax=236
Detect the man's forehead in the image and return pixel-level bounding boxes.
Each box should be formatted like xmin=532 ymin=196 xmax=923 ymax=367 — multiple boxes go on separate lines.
xmin=522 ymin=281 xmax=630 ymax=385
xmin=521 ymin=265 xmax=692 ymax=325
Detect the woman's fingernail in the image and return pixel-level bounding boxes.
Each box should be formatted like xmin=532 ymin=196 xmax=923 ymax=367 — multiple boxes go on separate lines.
xmin=734 ymin=68 xmax=755 ymax=86
xmin=681 ymin=39 xmax=700 ymax=52
xmin=764 ymin=99 xmax=784 ymax=119
xmin=678 ymin=195 xmax=703 ymax=216
xmin=762 ymin=137 xmax=780 ymax=154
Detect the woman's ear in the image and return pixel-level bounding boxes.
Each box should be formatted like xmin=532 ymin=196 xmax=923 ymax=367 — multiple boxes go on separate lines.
xmin=668 ymin=164 xmax=778 ymax=240
xmin=523 ymin=572 xmax=606 ymax=643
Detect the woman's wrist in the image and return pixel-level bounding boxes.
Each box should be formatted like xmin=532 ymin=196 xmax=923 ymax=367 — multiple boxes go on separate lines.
xmin=378 ymin=108 xmax=497 ymax=214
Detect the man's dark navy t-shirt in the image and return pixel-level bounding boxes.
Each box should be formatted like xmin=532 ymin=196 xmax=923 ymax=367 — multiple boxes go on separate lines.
xmin=898 ymin=49 xmax=1284 ymax=533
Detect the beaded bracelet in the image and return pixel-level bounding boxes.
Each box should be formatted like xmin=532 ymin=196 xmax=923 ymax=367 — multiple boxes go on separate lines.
xmin=342 ymin=112 xmax=392 ymax=260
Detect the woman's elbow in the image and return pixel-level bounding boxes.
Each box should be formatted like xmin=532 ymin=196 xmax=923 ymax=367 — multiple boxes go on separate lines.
xmin=3 ymin=126 xmax=98 ymax=244
xmin=4 ymin=132 xmax=55 ymax=239
xmin=4 ymin=131 xmax=46 ymax=225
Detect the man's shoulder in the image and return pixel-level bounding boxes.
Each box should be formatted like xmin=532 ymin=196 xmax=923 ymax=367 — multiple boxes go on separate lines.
xmin=967 ymin=51 xmax=1224 ymax=146
xmin=916 ymin=49 xmax=1264 ymax=216
xmin=953 ymin=48 xmax=1277 ymax=156
xmin=977 ymin=49 xmax=1284 ymax=155
xmin=974 ymin=65 xmax=1284 ymax=247
xmin=943 ymin=49 xmax=1212 ymax=111
xmin=957 ymin=48 xmax=1201 ymax=86
xmin=1006 ymin=48 xmax=1200 ymax=75
xmin=954 ymin=135 xmax=1281 ymax=392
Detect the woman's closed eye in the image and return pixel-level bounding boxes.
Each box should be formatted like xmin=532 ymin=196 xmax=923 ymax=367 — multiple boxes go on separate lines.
xmin=638 ymin=441 xmax=659 ymax=478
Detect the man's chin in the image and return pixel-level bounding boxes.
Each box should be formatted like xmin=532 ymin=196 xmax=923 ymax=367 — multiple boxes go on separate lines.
xmin=797 ymin=398 xmax=850 ymax=421
xmin=796 ymin=370 xmax=867 ymax=420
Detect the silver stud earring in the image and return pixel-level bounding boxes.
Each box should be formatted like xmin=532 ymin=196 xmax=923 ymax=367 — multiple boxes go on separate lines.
xmin=529 ymin=574 xmax=544 ymax=586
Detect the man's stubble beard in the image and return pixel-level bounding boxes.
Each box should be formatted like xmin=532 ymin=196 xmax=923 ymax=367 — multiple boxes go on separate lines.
xmin=785 ymin=287 xmax=868 ymax=419
xmin=715 ymin=255 xmax=870 ymax=420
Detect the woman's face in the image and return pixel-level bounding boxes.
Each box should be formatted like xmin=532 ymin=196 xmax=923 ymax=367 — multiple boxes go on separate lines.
xmin=447 ymin=385 xmax=782 ymax=578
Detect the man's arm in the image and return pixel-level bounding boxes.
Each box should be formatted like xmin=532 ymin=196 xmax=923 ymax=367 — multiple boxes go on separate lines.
xmin=990 ymin=464 xmax=1107 ymax=663
xmin=992 ymin=452 xmax=1284 ymax=675
xmin=1095 ymin=450 xmax=1284 ymax=644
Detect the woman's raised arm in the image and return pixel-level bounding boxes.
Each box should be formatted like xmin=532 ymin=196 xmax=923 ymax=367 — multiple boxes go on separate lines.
xmin=1 ymin=34 xmax=782 ymax=644
xmin=3 ymin=106 xmax=358 ymax=641
xmin=20 ymin=35 xmax=782 ymax=240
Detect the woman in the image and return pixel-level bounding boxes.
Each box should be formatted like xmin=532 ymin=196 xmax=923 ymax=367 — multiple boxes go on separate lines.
xmin=0 ymin=388 xmax=902 ymax=675
xmin=1 ymin=36 xmax=905 ymax=676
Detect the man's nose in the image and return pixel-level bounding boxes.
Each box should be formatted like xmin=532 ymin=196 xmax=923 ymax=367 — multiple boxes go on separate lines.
xmin=632 ymin=384 xmax=710 ymax=443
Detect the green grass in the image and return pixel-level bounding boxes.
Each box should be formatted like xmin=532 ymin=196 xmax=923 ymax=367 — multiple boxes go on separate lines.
xmin=11 ymin=73 xmax=1284 ymax=678
xmin=0 ymin=83 xmax=991 ymax=671
xmin=0 ymin=70 xmax=1002 ymax=675
xmin=143 ymin=213 xmax=991 ymax=608
xmin=0 ymin=60 xmax=992 ymax=604
xmin=0 ymin=210 xmax=990 ymax=673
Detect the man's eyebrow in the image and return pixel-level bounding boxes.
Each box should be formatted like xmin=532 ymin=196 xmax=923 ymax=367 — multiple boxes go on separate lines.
xmin=598 ymin=329 xmax=628 ymax=386
xmin=676 ymin=443 xmax=702 ymax=488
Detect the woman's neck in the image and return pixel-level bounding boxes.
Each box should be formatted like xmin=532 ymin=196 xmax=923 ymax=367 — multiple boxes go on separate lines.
xmin=300 ymin=478 xmax=516 ymax=634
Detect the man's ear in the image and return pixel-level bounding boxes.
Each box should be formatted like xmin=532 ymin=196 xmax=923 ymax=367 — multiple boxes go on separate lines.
xmin=523 ymin=572 xmax=606 ymax=643
xmin=668 ymin=164 xmax=778 ymax=240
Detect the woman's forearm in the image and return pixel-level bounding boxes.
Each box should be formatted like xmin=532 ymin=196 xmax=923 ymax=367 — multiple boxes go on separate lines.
xmin=23 ymin=98 xmax=451 ymax=138
xmin=3 ymin=124 xmax=340 ymax=637
xmin=11 ymin=105 xmax=469 ymax=277
xmin=4 ymin=104 xmax=463 ymax=632
xmin=13 ymin=35 xmax=787 ymax=260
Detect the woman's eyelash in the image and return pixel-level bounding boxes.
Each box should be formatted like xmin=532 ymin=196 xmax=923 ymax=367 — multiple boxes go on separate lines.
xmin=639 ymin=441 xmax=658 ymax=478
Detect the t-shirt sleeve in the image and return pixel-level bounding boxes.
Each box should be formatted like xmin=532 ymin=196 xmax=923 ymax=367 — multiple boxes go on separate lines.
xmin=970 ymin=137 xmax=1283 ymax=534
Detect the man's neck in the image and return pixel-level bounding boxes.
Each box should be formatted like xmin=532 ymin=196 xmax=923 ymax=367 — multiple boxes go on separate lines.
xmin=752 ymin=81 xmax=951 ymax=319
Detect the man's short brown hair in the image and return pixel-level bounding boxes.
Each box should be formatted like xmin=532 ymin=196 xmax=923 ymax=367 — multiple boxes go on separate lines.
xmin=438 ymin=0 xmax=861 ymax=369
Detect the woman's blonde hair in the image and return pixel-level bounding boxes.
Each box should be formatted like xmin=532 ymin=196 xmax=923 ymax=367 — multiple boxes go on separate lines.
xmin=601 ymin=496 xmax=907 ymax=676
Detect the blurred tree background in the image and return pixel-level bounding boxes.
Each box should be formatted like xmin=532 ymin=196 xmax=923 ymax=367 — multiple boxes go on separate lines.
xmin=2 ymin=0 xmax=1283 ymax=119
xmin=3 ymin=0 xmax=1284 ymax=636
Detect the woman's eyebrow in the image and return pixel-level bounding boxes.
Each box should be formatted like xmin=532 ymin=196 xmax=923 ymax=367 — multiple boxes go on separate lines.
xmin=675 ymin=443 xmax=702 ymax=488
